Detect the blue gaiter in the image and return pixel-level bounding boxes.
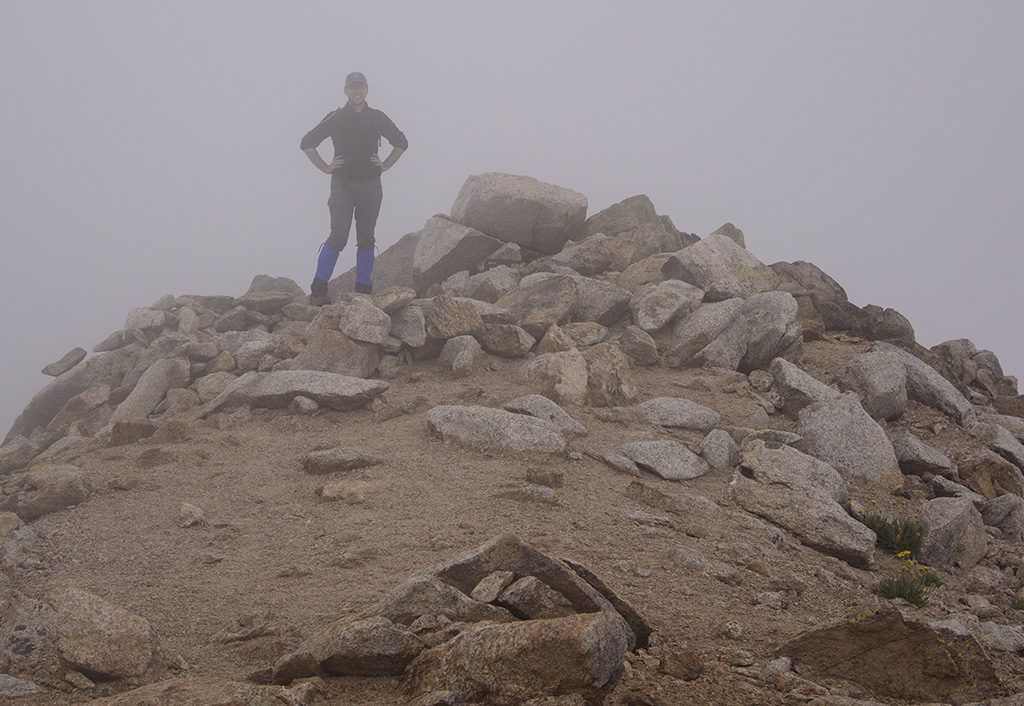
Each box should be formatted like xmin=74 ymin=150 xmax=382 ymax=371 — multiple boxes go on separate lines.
xmin=315 ymin=243 xmax=340 ymax=282
xmin=356 ymin=248 xmax=375 ymax=285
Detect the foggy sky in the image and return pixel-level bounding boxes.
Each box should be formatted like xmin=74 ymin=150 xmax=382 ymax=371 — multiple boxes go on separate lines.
xmin=2 ymin=2 xmax=1022 ymax=436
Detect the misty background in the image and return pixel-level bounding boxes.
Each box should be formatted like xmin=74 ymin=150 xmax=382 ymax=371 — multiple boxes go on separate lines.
xmin=2 ymin=2 xmax=1022 ymax=438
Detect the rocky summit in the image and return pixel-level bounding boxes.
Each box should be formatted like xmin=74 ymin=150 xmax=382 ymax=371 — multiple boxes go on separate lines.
xmin=3 ymin=173 xmax=1024 ymax=706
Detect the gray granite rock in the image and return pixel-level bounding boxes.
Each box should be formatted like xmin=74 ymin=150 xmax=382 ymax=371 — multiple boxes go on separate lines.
xmin=412 ymin=216 xmax=504 ymax=293
xmin=981 ymin=494 xmax=1024 ymax=542
xmin=465 ymin=265 xmax=519 ymax=303
xmin=427 ymin=405 xmax=568 ymax=454
xmin=520 ymin=350 xmax=589 ymax=407
xmin=204 ymin=370 xmax=388 ymax=413
xmin=920 ymin=496 xmax=986 ymax=568
xmin=15 ymin=464 xmax=89 ymax=521
xmin=450 ymin=173 xmax=588 ymax=254
xmin=560 ymin=322 xmax=607 ymax=347
xmin=892 ymin=433 xmax=954 ymax=479
xmin=504 ymin=395 xmax=587 ymax=436
xmin=391 ymin=304 xmax=428 ymax=348
xmin=629 ymin=280 xmax=704 ymax=332
xmin=582 ymin=343 xmax=639 ymax=407
xmin=498 ymin=576 xmax=576 ymax=619
xmin=243 ymin=274 xmax=307 ymax=304
xmin=701 ymin=429 xmax=740 ymax=469
xmin=769 ymin=357 xmax=839 ymax=417
xmin=873 ymin=342 xmax=974 ymax=425
xmin=732 ymin=440 xmax=874 ymax=567
xmin=109 ymin=356 xmax=191 ymax=426
xmin=42 ymin=347 xmax=88 ymax=377
xmin=439 ymin=336 xmax=483 ymax=378
xmin=796 ymin=393 xmax=903 ymax=490
xmin=213 ymin=305 xmax=248 ymax=333
xmin=621 ymin=440 xmax=710 ymax=481
xmin=614 ymin=253 xmax=674 ymax=292
xmin=549 ymin=234 xmax=615 ymax=276
xmin=302 ymin=447 xmax=384 ymax=475
xmin=337 ymin=297 xmax=392 ymax=346
xmin=619 ymin=325 xmax=659 ymax=367
xmin=662 ymin=234 xmax=779 ymax=301
xmin=634 ymin=397 xmax=720 ymax=430
xmin=477 ymin=324 xmax=535 ymax=358
xmin=835 ymin=350 xmax=908 ymax=420
xmin=664 ymin=299 xmax=744 ymax=367
xmin=693 ymin=291 xmax=802 ymax=374
xmin=567 ymin=275 xmax=632 ymax=327
xmin=494 ymin=274 xmax=581 ymax=338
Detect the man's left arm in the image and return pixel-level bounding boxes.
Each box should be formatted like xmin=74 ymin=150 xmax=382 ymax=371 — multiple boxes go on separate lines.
xmin=372 ymin=111 xmax=408 ymax=173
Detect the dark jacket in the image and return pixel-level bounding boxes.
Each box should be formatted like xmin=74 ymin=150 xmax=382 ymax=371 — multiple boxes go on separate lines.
xmin=300 ymin=102 xmax=408 ymax=181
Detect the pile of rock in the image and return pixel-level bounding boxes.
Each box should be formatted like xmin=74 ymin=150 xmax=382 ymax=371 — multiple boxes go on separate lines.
xmin=3 ymin=171 xmax=1024 ymax=704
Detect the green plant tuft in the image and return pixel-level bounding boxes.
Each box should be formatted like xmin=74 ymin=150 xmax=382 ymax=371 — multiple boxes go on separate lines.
xmin=879 ymin=572 xmax=929 ymax=607
xmin=858 ymin=511 xmax=922 ymax=557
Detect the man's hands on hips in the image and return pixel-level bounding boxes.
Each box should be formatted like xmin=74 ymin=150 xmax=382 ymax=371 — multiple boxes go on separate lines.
xmin=370 ymin=154 xmax=387 ymax=172
xmin=325 ymin=155 xmax=345 ymax=173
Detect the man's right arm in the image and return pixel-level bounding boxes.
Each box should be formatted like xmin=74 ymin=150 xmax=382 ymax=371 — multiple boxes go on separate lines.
xmin=300 ymin=109 xmax=342 ymax=174
xmin=304 ymin=148 xmax=343 ymax=174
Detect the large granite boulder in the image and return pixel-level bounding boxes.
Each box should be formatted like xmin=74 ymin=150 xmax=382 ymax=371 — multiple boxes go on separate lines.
xmin=769 ymin=357 xmax=839 ymax=417
xmin=770 ymin=260 xmax=865 ymax=334
xmin=450 ymin=173 xmax=587 ymax=255
xmin=633 ymin=397 xmax=720 ymax=430
xmin=919 ymin=496 xmax=987 ymax=569
xmin=732 ymin=440 xmax=875 ymax=567
xmin=579 ymin=194 xmax=661 ymax=240
xmin=109 ymin=356 xmax=191 ymax=426
xmin=836 ymin=350 xmax=909 ymax=420
xmin=663 ymin=298 xmax=744 ymax=368
xmin=412 ymin=216 xmax=504 ymax=293
xmin=520 ymin=349 xmax=590 ymax=407
xmin=629 ymin=280 xmax=704 ymax=332
xmin=406 ymin=611 xmax=629 ymax=706
xmin=495 ymin=274 xmax=581 ymax=338
xmin=621 ymin=440 xmax=710 ymax=481
xmin=43 ymin=581 xmax=162 ymax=684
xmin=873 ymin=342 xmax=975 ymax=425
xmin=662 ymin=234 xmax=779 ymax=301
xmin=567 ymin=275 xmax=632 ymax=327
xmin=691 ymin=291 xmax=803 ymax=373
xmin=795 ymin=393 xmax=903 ymax=490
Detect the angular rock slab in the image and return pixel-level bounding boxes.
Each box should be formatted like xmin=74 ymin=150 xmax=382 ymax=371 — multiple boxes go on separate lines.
xmin=780 ymin=609 xmax=1002 ymax=703
xmin=427 ymin=405 xmax=567 ymax=454
xmin=450 ymin=173 xmax=588 ymax=255
xmin=412 ymin=216 xmax=504 ymax=293
xmin=504 ymin=395 xmax=587 ymax=436
xmin=373 ymin=575 xmax=516 ymax=626
xmin=272 ymin=615 xmax=425 ymax=682
xmin=629 ymin=280 xmax=704 ymax=332
xmin=204 ymin=371 xmax=388 ymax=414
xmin=835 ymin=350 xmax=908 ymax=420
xmin=769 ymin=357 xmax=839 ymax=417
xmin=796 ymin=393 xmax=903 ymax=491
xmin=495 ymin=274 xmax=581 ymax=339
xmin=662 ymin=233 xmax=779 ymax=301
xmin=406 ymin=611 xmax=629 ymax=706
xmin=302 ymin=448 xmax=384 ymax=475
xmin=42 ymin=347 xmax=88 ymax=377
xmin=621 ymin=440 xmax=710 ymax=481
xmin=732 ymin=440 xmax=875 ymax=568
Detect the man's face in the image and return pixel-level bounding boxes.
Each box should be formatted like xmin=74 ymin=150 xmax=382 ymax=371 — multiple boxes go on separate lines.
xmin=345 ymin=82 xmax=368 ymax=106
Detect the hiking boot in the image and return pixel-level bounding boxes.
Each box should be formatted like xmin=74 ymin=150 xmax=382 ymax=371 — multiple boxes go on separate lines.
xmin=309 ymin=277 xmax=331 ymax=306
xmin=354 ymin=282 xmax=373 ymax=295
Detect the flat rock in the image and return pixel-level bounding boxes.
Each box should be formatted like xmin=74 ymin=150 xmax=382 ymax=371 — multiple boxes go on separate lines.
xmin=427 ymin=405 xmax=568 ymax=454
xmin=567 ymin=275 xmax=632 ymax=327
xmin=302 ymin=447 xmax=384 ymax=475
xmin=91 ymin=678 xmax=313 ymax=705
xmin=235 ymin=291 xmax=295 ymax=315
xmin=796 ymin=393 xmax=903 ymax=491
xmin=664 ymin=298 xmax=744 ymax=368
xmin=621 ymin=440 xmax=710 ymax=481
xmin=336 ymin=297 xmax=392 ymax=345
xmin=372 ymin=575 xmax=515 ymax=626
xmin=958 ymin=451 xmax=1024 ymax=500
xmin=498 ymin=576 xmax=576 ymax=620
xmin=732 ymin=440 xmax=874 ymax=567
xmin=619 ymin=326 xmax=659 ymax=367
xmin=981 ymin=494 xmax=1024 ymax=542
xmin=42 ymin=347 xmax=88 ymax=377
xmin=450 ymin=172 xmax=588 ymax=255
xmin=15 ymin=464 xmax=90 ymax=522
xmin=465 ymin=265 xmax=519 ymax=303
xmin=633 ymin=397 xmax=720 ymax=430
xmin=288 ymin=329 xmax=379 ymax=378
xmin=548 ymin=234 xmax=614 ymax=276
xmin=204 ymin=370 xmax=388 ymax=413
xmin=477 ymin=324 xmax=535 ymax=358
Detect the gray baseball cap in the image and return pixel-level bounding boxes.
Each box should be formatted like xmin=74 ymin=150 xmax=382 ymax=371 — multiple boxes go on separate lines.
xmin=345 ymin=71 xmax=367 ymax=87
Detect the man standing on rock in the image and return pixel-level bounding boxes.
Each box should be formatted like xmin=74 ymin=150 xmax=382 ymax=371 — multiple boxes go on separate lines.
xmin=301 ymin=71 xmax=408 ymax=304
